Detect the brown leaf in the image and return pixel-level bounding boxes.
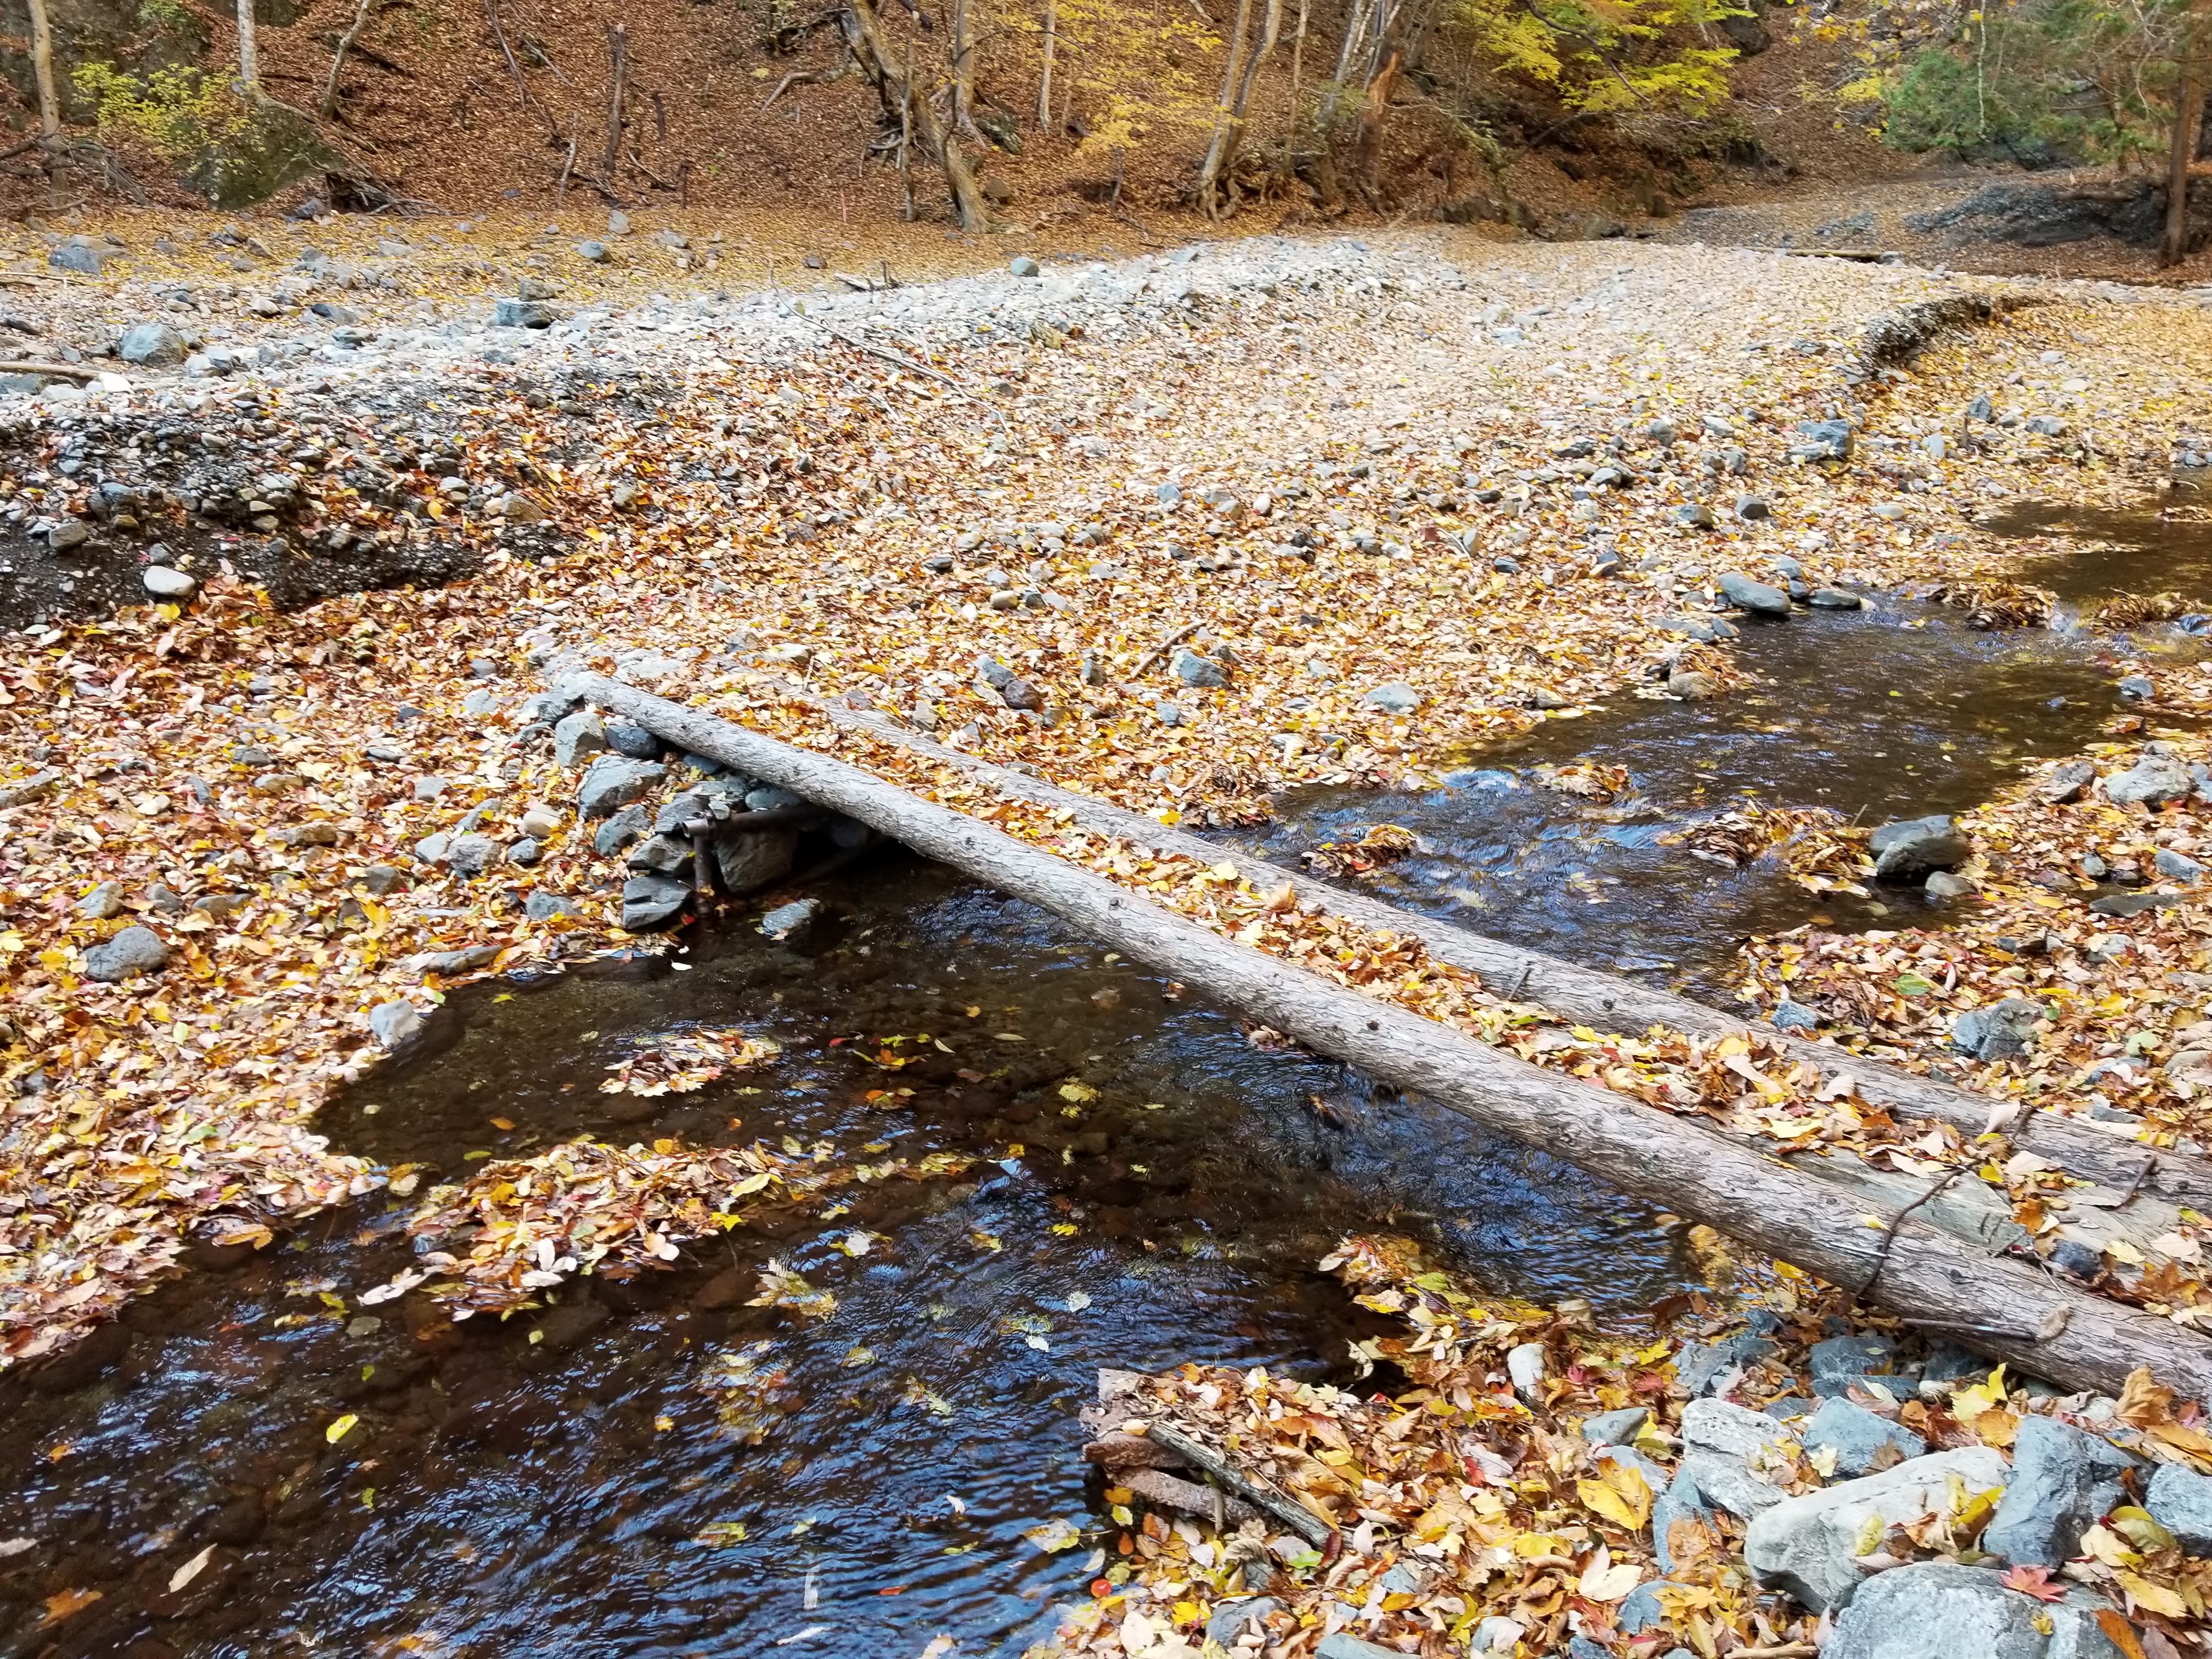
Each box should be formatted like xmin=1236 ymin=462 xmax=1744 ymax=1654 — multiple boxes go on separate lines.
xmin=2117 ymin=1367 xmax=2175 ymax=1430
xmin=42 ymin=1587 xmax=101 ymax=1624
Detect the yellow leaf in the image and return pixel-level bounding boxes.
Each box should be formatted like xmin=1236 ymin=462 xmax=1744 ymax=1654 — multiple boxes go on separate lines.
xmin=2115 ymin=1571 xmax=2186 ymax=1620
xmin=326 ymin=1413 xmax=359 ymax=1444
xmin=1950 ymin=1365 xmax=2009 ymax=1422
xmin=2117 ymin=1367 xmax=2174 ymax=1428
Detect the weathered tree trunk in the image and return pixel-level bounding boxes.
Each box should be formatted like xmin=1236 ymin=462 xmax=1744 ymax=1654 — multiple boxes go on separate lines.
xmin=602 ymin=22 xmax=628 ymax=183
xmin=813 ymin=699 xmax=2212 ymax=1211
xmin=26 ymin=0 xmax=61 ymax=146
xmin=1193 ymin=0 xmax=1255 ymax=217
xmin=2165 ymin=71 xmax=2203 ymax=268
xmin=951 ymin=0 xmax=978 ymax=131
xmin=575 ymin=675 xmax=2212 ymax=1403
xmin=1197 ymin=0 xmax=1283 ymax=217
xmin=1036 ymin=0 xmax=1057 ymax=129
xmin=235 ymin=0 xmax=261 ymax=95
xmin=321 ymin=0 xmax=376 ymax=119
xmin=1352 ymin=48 xmax=1398 ymax=188
xmin=845 ymin=0 xmax=992 ymax=230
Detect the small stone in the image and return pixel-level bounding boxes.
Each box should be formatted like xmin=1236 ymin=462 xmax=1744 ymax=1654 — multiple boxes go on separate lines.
xmin=49 ymin=244 xmax=104 ymax=275
xmin=1359 ymin=681 xmax=1421 ymax=715
xmin=1679 ymin=1451 xmax=1785 ymax=1517
xmin=368 ymin=999 xmax=421 ymax=1048
xmin=143 ymin=566 xmax=199 ymax=599
xmin=1676 ymin=503 xmax=1717 ymax=529
xmin=1808 ymin=588 xmax=1863 ymax=609
xmin=84 ymin=925 xmax=169 ymax=981
xmin=444 ymin=834 xmax=496 ymax=878
xmin=1505 ymin=1341 xmax=1546 ymax=1400
xmin=74 ymin=881 xmax=126 ymax=921
xmin=523 ymin=891 xmax=582 ymax=921
xmin=1870 ymin=814 xmax=1968 ymax=881
xmin=493 ymin=297 xmax=555 ymax=329
xmin=506 ymin=838 xmax=541 ymax=866
xmin=1009 ymin=255 xmax=1041 ymax=278
xmin=1772 ymin=997 xmax=1820 ymax=1030
xmin=759 ymin=897 xmax=823 ymax=940
xmin=576 ymin=240 xmax=612 ymax=263
xmin=518 ymin=804 xmax=563 ymax=840
xmin=603 ymin=720 xmax=662 ymax=761
xmin=1792 ymin=419 xmax=1853 ymax=462
xmin=1171 ymin=647 xmax=1229 ymax=689
xmin=1000 ymin=676 xmax=1045 ymax=711
xmin=2118 ymin=673 xmax=2155 ymax=699
xmin=1681 ymin=1397 xmax=1790 ymax=1463
xmin=593 ymin=804 xmax=650 ymax=856
xmin=620 ymin=874 xmax=692 ymax=932
xmin=1803 ymin=1395 xmax=1926 ymax=1477
xmin=606 ymin=208 xmax=630 ymax=235
xmin=1926 ymin=870 xmax=1974 ymax=899
xmin=2148 ymin=1461 xmax=2212 ymax=1554
xmin=2038 ymin=759 xmax=2097 ymax=804
xmin=1667 ymin=670 xmax=1719 ymax=700
xmin=2157 ymin=848 xmax=2207 ymax=882
xmin=1206 ymin=1599 xmax=1280 ymax=1649
xmin=410 ymin=945 xmax=500 ymax=976
xmin=1582 ymin=1407 xmax=1651 ymax=1447
xmin=1315 ymin=1634 xmax=1405 ymax=1659
xmin=579 ymin=757 xmax=664 ymax=819
xmin=1652 ymin=1469 xmax=1712 ymax=1572
xmin=1809 ymin=1333 xmax=1896 ymax=1387
xmin=1675 ymin=1331 xmax=1776 ymax=1395
xmin=47 ymin=518 xmax=91 ymax=550
xmin=1470 ymin=1616 xmax=1527 ymax=1656
xmin=362 ymin=865 xmax=408 ymax=895
xmin=1734 ymin=494 xmax=1772 ymax=521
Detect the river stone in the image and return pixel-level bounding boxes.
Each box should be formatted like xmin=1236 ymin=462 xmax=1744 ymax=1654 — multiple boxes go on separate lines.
xmin=593 ymin=804 xmax=650 ymax=856
xmin=523 ymin=891 xmax=582 ymax=921
xmin=368 ymin=999 xmax=421 ymax=1048
xmin=1809 ymin=1333 xmax=1895 ymax=1388
xmin=2118 ymin=673 xmax=2155 ymax=699
xmin=554 ymin=709 xmax=609 ymax=766
xmin=1676 ymin=1331 xmax=1776 ymax=1395
xmin=1735 ymin=494 xmax=1772 ymax=521
xmin=1985 ymin=1413 xmax=2142 ymax=1566
xmin=579 ymin=757 xmax=664 ymax=819
xmin=1869 ymin=815 xmax=1968 ymax=881
xmin=1171 ymin=647 xmax=1229 ymax=689
xmin=1773 ymin=997 xmax=1820 ymax=1030
xmin=1471 ymin=1616 xmax=1527 ymax=1656
xmin=1680 ymin=1451 xmax=1785 ymax=1517
xmin=1206 ymin=1598 xmax=1279 ymax=1647
xmin=1593 ymin=1443 xmax=1673 ymax=1500
xmin=1793 ymin=419 xmax=1854 ymax=462
xmin=144 ymin=566 xmax=200 ymax=599
xmin=1809 ymin=587 xmax=1864 ymax=609
xmin=2147 ymin=1462 xmax=2212 ymax=1554
xmin=1823 ymin=1561 xmax=2126 ymax=1659
xmin=1361 ymin=681 xmax=1421 ymax=715
xmin=50 ymin=242 xmax=104 ymax=274
xmin=1668 ymin=669 xmax=1719 ymax=699
xmin=603 ymin=720 xmax=662 ymax=760
xmin=714 ymin=826 xmax=797 ymax=895
xmin=75 ymin=881 xmax=126 ymax=921
xmin=1926 ymin=871 xmax=1974 ymax=898
xmin=1617 ymin=1579 xmax=1675 ymax=1635
xmin=1803 ymin=1396 xmax=1926 ymax=1477
xmin=628 ymin=832 xmax=693 ymax=877
xmin=2106 ymin=754 xmax=2194 ymax=808
xmin=119 ymin=320 xmax=187 ymax=366
xmin=445 ymin=833 xmax=496 ymax=878
xmin=620 ymin=874 xmax=691 ymax=932
xmin=1000 ymin=676 xmax=1045 ymax=711
xmin=410 ymin=945 xmax=500 ymax=976
xmin=1505 ymin=1341 xmax=1547 ymax=1400
xmin=493 ymin=297 xmax=555 ymax=329
xmin=2089 ymin=892 xmax=2184 ymax=918
xmin=1745 ymin=1447 xmax=2010 ymax=1612
xmin=1950 ymin=997 xmax=2049 ymax=1062
xmin=84 ymin=925 xmax=169 ymax=981
xmin=759 ymin=897 xmax=822 ymax=940
xmin=1677 ymin=503 xmax=1717 ymax=528
xmin=1681 ymin=1398 xmax=1790 ymax=1463
xmin=1718 ymin=572 xmax=1790 ymax=614
xmin=1316 ymin=1636 xmax=1407 ymax=1659
xmin=1653 ymin=1467 xmax=1713 ymax=1572
xmin=2156 ymin=848 xmax=2207 ymax=882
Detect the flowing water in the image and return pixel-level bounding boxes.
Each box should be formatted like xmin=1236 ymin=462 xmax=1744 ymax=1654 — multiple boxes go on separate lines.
xmin=4 ymin=502 xmax=2210 ymax=1659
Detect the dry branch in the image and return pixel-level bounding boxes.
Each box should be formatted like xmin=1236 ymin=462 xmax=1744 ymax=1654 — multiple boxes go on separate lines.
xmin=575 ymin=675 xmax=2212 ymax=1402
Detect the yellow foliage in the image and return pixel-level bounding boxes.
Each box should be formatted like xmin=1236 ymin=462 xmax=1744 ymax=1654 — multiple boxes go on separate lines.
xmin=70 ymin=61 xmax=250 ymax=160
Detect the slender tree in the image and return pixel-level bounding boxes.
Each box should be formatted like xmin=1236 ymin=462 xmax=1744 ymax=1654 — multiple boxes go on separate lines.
xmin=951 ymin=0 xmax=978 ymax=131
xmin=235 ymin=0 xmax=262 ymax=96
xmin=2165 ymin=67 xmax=2204 ymax=266
xmin=1036 ymin=0 xmax=1058 ymax=128
xmin=26 ymin=0 xmax=61 ymax=145
xmin=1197 ymin=0 xmax=1284 ymax=216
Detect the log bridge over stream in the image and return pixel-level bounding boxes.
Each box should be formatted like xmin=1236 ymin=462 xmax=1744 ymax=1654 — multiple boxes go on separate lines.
xmin=576 ymin=672 xmax=2212 ymax=1402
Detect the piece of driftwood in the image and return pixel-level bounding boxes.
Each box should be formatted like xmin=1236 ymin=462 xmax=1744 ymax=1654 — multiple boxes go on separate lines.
xmin=577 ymin=676 xmax=2212 ymax=1401
xmin=1142 ymin=1419 xmax=1334 ymax=1546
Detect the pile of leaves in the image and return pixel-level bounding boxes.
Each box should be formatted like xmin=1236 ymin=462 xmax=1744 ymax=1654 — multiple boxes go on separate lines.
xmin=1925 ymin=579 xmax=2058 ymax=630
xmin=1031 ymin=1234 xmax=2212 ymax=1659
xmin=1299 ymin=824 xmax=1422 ymax=880
xmin=599 ymin=1025 xmax=781 ymax=1097
xmin=1664 ymin=803 xmax=1868 ymax=891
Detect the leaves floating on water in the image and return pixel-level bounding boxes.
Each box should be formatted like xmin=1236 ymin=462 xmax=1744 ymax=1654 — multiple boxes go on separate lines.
xmin=749 ymin=1260 xmax=838 ymax=1323
xmin=1926 ymin=579 xmax=2056 ymax=630
xmin=599 ymin=1028 xmax=781 ymax=1098
xmin=1299 ymin=823 xmax=1421 ymax=879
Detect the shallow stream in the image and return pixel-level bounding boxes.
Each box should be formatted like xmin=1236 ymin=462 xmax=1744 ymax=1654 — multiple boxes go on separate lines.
xmin=3 ymin=500 xmax=2208 ymax=1659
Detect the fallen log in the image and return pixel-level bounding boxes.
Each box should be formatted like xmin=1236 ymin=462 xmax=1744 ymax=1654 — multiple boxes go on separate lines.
xmin=803 ymin=698 xmax=2212 ymax=1212
xmin=577 ymin=675 xmax=2212 ymax=1401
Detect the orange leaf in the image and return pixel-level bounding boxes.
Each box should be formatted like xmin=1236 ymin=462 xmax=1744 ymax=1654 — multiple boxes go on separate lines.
xmin=42 ymin=1588 xmax=101 ymax=1625
xmin=2097 ymin=1610 xmax=2149 ymax=1659
xmin=2000 ymin=1564 xmax=2067 ymax=1604
xmin=2118 ymin=1368 xmax=2175 ymax=1430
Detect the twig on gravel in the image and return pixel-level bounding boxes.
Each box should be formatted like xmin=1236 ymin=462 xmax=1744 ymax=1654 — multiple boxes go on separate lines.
xmin=1133 ymin=621 xmax=1203 ymax=676
xmin=0 ymin=360 xmax=98 ymax=382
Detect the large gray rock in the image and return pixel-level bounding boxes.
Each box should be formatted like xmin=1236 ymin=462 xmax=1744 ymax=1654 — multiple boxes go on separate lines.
xmin=84 ymin=925 xmax=169 ymax=981
xmin=1675 ymin=1331 xmax=1776 ymax=1395
xmin=1803 ymin=1396 xmax=1926 ymax=1477
xmin=2105 ymin=754 xmax=2195 ymax=808
xmin=1985 ymin=1414 xmax=2141 ymax=1566
xmin=1746 ymin=1447 xmax=2011 ymax=1612
xmin=368 ymin=999 xmax=421 ymax=1048
xmin=50 ymin=243 xmax=104 ymax=274
xmin=554 ymin=708 xmax=609 ymax=766
xmin=1793 ymin=419 xmax=1853 ymax=462
xmin=579 ymin=757 xmax=663 ymax=819
xmin=620 ymin=874 xmax=691 ymax=932
xmin=714 ymin=826 xmax=797 ymax=895
xmin=119 ymin=321 xmax=187 ymax=366
xmin=1680 ymin=1450 xmax=1785 ymax=1517
xmin=1583 ymin=1407 xmax=1651 ymax=1448
xmin=2148 ymin=1461 xmax=2212 ymax=1554
xmin=1951 ymin=997 xmax=2049 ymax=1062
xmin=1718 ymin=572 xmax=1790 ymax=614
xmin=1825 ymin=1562 xmax=2125 ymax=1659
xmin=1810 ymin=1333 xmax=1897 ymax=1390
xmin=444 ymin=833 xmax=497 ymax=878
xmin=593 ymin=803 xmax=651 ymax=856
xmin=1870 ymin=814 xmax=1968 ymax=881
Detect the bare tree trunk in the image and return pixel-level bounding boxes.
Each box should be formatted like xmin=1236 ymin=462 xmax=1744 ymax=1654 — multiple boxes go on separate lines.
xmin=1193 ymin=0 xmax=1256 ymax=216
xmin=1036 ymin=0 xmax=1057 ymax=129
xmin=847 ymin=0 xmax=991 ymax=230
xmin=26 ymin=0 xmax=61 ymax=145
xmin=320 ymin=0 xmax=376 ymax=119
xmin=235 ymin=0 xmax=262 ymax=97
xmin=1208 ymin=0 xmax=1283 ymax=214
xmin=2165 ymin=70 xmax=2203 ymax=267
xmin=602 ymin=22 xmax=628 ymax=183
xmin=1352 ymin=47 xmax=1398 ymax=189
xmin=951 ymin=0 xmax=977 ymax=131
xmin=577 ymin=673 xmax=2212 ymax=1404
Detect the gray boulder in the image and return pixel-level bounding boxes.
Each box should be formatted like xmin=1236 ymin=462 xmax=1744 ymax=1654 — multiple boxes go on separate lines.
xmin=1171 ymin=647 xmax=1229 ymax=689
xmin=579 ymin=757 xmax=663 ymax=819
xmin=523 ymin=891 xmax=582 ymax=921
xmin=628 ymin=833 xmax=693 ymax=878
xmin=1803 ymin=1396 xmax=1926 ymax=1477
xmin=1676 ymin=1331 xmax=1776 ymax=1395
xmin=759 ymin=896 xmax=822 ymax=940
xmin=2038 ymin=759 xmax=2097 ymax=804
xmin=119 ymin=321 xmax=187 ymax=366
xmin=593 ymin=804 xmax=650 ymax=856
xmin=75 ymin=881 xmax=126 ymax=921
xmin=1583 ymin=1407 xmax=1651 ymax=1447
xmin=1823 ymin=1561 xmax=2126 ymax=1659
xmin=368 ymin=999 xmax=421 ymax=1048
xmin=445 ymin=833 xmax=497 ymax=878
xmin=49 ymin=243 xmax=104 ymax=275
xmin=603 ymin=720 xmax=662 ymax=761
xmin=1951 ymin=997 xmax=2049 ymax=1062
xmin=2155 ymin=847 xmax=2206 ymax=882
xmin=1810 ymin=1333 xmax=1897 ymax=1390
xmin=1870 ymin=815 xmax=1968 ymax=881
xmin=1653 ymin=1467 xmax=1713 ymax=1572
xmin=1206 ymin=1599 xmax=1278 ymax=1649
xmin=1985 ymin=1414 xmax=2141 ymax=1566
xmin=84 ymin=925 xmax=169 ymax=981
xmin=1809 ymin=588 xmax=1864 ymax=610
xmin=2147 ymin=1461 xmax=2212 ymax=1554
xmin=1793 ymin=419 xmax=1853 ymax=462
xmin=493 ymin=297 xmax=555 ymax=329
xmin=2106 ymin=754 xmax=2194 ymax=808
xmin=620 ymin=874 xmax=691 ymax=932
xmin=1681 ymin=1398 xmax=1790 ymax=1463
xmin=1718 ymin=572 xmax=1790 ymax=614
xmin=1746 ymin=1447 xmax=2010 ymax=1611
xmin=554 ymin=708 xmax=609 ymax=766
xmin=1680 ymin=1450 xmax=1786 ymax=1517
xmin=714 ymin=825 xmax=797 ymax=895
